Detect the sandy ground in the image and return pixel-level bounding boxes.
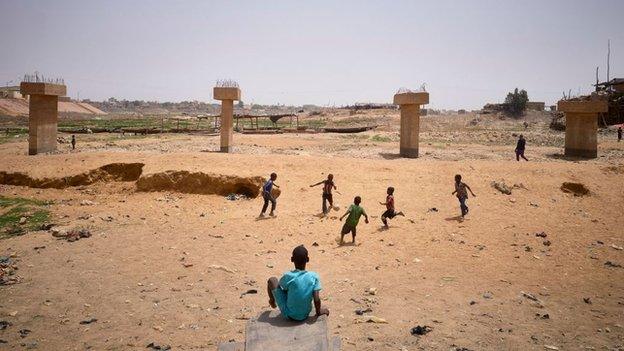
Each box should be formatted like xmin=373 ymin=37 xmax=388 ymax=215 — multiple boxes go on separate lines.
xmin=1 ymin=112 xmax=624 ymax=350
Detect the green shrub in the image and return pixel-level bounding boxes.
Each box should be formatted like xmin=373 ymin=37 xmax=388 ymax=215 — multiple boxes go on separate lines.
xmin=504 ymin=88 xmax=529 ymax=116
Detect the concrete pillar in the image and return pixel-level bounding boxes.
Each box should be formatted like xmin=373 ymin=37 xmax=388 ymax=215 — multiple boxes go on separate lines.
xmin=213 ymin=87 xmax=241 ymax=153
xmin=20 ymin=82 xmax=67 ymax=155
xmin=557 ymin=100 xmax=608 ymax=158
xmin=393 ymin=92 xmax=429 ymax=158
xmin=220 ymin=99 xmax=233 ymax=152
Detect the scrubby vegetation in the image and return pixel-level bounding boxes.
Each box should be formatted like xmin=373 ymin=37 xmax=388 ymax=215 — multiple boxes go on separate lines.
xmin=370 ymin=134 xmax=393 ymax=142
xmin=0 ymin=196 xmax=51 ymax=239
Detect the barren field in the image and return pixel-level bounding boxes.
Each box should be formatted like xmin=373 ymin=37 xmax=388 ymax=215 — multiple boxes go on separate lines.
xmin=1 ymin=111 xmax=623 ymax=350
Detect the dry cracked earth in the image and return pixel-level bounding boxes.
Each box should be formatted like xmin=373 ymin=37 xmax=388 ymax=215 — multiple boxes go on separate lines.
xmin=0 ymin=111 xmax=623 ymax=350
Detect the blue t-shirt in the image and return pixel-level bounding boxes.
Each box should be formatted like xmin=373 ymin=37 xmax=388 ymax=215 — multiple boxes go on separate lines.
xmin=263 ymin=180 xmax=274 ymax=194
xmin=278 ymin=270 xmax=322 ymax=320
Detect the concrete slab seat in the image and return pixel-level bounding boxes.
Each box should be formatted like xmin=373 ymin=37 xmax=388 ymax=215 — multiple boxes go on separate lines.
xmin=218 ymin=310 xmax=341 ymax=351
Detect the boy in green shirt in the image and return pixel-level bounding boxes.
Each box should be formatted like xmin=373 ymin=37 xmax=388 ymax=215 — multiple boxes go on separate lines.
xmin=339 ymin=196 xmax=369 ymax=245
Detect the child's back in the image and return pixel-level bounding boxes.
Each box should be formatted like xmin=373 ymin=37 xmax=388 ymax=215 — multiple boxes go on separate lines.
xmin=278 ymin=270 xmax=321 ymax=320
xmin=345 ymin=203 xmax=365 ymax=226
xmin=267 ymin=245 xmax=328 ymax=321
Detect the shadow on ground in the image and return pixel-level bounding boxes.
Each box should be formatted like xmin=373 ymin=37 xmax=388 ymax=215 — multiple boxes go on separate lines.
xmin=379 ymin=152 xmax=402 ymax=160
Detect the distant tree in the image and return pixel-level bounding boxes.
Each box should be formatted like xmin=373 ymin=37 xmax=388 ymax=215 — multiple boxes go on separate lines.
xmin=237 ymin=100 xmax=244 ymax=108
xmin=504 ymin=88 xmax=529 ymax=116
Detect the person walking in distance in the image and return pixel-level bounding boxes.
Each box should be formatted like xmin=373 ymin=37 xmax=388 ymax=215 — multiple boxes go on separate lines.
xmin=515 ymin=134 xmax=528 ymax=161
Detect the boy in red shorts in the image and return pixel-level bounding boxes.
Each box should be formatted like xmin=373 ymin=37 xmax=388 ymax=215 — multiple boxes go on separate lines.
xmin=379 ymin=186 xmax=404 ymax=228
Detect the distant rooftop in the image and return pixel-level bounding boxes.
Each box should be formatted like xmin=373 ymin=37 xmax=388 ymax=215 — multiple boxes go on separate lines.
xmin=0 ymin=86 xmax=20 ymax=92
xmin=595 ymin=78 xmax=624 ymax=87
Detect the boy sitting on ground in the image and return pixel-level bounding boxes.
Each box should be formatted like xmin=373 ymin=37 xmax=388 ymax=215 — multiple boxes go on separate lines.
xmin=339 ymin=196 xmax=369 ymax=245
xmin=267 ymin=245 xmax=329 ymax=321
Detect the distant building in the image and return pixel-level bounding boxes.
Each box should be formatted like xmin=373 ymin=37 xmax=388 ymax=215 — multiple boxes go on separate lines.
xmin=0 ymin=86 xmax=24 ymax=99
xmin=526 ymin=101 xmax=545 ymax=111
xmin=594 ymin=78 xmax=624 ymax=125
xmin=482 ymin=103 xmax=507 ymax=113
xmin=596 ymin=78 xmax=624 ymax=93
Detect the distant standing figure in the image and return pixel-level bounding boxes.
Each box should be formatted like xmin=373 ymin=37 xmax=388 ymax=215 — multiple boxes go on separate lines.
xmin=260 ymin=173 xmax=279 ymax=217
xmin=618 ymin=126 xmax=622 ymax=142
xmin=451 ymin=174 xmax=476 ymax=219
xmin=71 ymin=135 xmax=76 ymax=150
xmin=379 ymin=186 xmax=404 ymax=228
xmin=515 ymin=134 xmax=528 ymax=161
xmin=339 ymin=196 xmax=369 ymax=245
xmin=310 ymin=174 xmax=337 ymax=215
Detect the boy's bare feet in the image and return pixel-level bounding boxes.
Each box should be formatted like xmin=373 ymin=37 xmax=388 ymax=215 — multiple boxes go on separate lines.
xmin=259 ymin=213 xmax=265 ymax=218
xmin=382 ymin=219 xmax=389 ymax=228
xmin=397 ymin=211 xmax=405 ymax=217
xmin=269 ymin=212 xmax=275 ymax=217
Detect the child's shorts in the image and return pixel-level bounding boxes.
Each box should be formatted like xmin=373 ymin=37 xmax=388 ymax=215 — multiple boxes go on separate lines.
xmin=341 ymin=223 xmax=356 ymax=235
xmin=382 ymin=209 xmax=397 ymax=219
xmin=272 ymin=287 xmax=306 ymax=321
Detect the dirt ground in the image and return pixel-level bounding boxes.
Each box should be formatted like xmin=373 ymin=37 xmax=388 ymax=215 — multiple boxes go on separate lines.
xmin=1 ymin=111 xmax=623 ymax=350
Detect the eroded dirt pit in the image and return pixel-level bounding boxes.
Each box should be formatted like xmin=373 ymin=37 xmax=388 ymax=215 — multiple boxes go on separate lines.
xmin=0 ymin=162 xmax=265 ymax=198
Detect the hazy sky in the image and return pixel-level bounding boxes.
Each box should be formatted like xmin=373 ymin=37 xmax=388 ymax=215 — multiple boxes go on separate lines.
xmin=1 ymin=0 xmax=622 ymax=109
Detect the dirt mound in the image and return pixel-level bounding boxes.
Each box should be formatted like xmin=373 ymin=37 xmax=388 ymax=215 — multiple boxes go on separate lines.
xmin=0 ymin=98 xmax=29 ymax=116
xmin=561 ymin=182 xmax=590 ymax=196
xmin=136 ymin=171 xmax=264 ymax=198
xmin=0 ymin=98 xmax=106 ymax=117
xmin=0 ymin=163 xmax=144 ymax=188
xmin=491 ymin=180 xmax=512 ymax=195
xmin=0 ymin=163 xmax=263 ymax=197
